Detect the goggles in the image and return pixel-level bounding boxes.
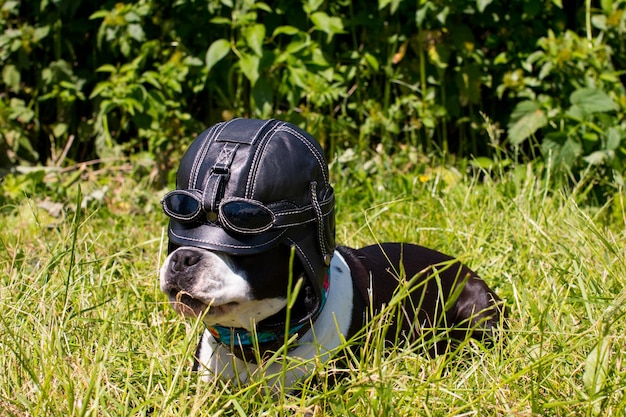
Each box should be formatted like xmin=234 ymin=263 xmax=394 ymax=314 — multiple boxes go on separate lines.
xmin=161 ymin=189 xmax=333 ymax=235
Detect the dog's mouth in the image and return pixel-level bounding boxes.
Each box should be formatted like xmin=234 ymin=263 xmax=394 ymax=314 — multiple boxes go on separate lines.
xmin=168 ymin=291 xmax=239 ymax=318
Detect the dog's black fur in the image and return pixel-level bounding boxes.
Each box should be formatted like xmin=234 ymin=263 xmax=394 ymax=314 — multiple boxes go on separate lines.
xmin=165 ymin=241 xmax=505 ymax=357
xmin=338 ymin=243 xmax=504 ymax=353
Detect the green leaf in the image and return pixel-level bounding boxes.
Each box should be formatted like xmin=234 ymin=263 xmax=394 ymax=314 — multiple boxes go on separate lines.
xmin=310 ymin=12 xmax=345 ymax=42
xmin=205 ymin=39 xmax=231 ymax=72
xmin=2 ymin=64 xmax=20 ymax=91
xmin=127 ymin=23 xmax=145 ymax=42
xmin=209 ymin=17 xmax=232 ymax=25
xmin=99 ymin=99 xmax=117 ymax=115
xmin=120 ymin=39 xmax=131 ymax=57
xmin=583 ymin=150 xmax=608 ymax=165
xmin=88 ymin=10 xmax=109 ymax=20
xmin=494 ymin=52 xmax=508 ymax=65
xmin=582 ymin=132 xmax=599 ymax=143
xmin=363 ymin=52 xmax=380 ymax=71
xmin=470 ymin=156 xmax=497 ymax=169
xmin=476 ymin=0 xmax=493 ymax=13
xmin=251 ymin=2 xmax=272 ymax=13
xmin=288 ymin=66 xmax=307 ymax=89
xmin=606 ymin=127 xmax=621 ymax=150
xmin=541 ymin=133 xmax=582 ymax=167
xmin=570 ymin=88 xmax=618 ymax=114
xmin=304 ymin=0 xmax=324 ymax=13
xmin=96 ymin=64 xmax=117 ymax=74
xmin=58 ymin=80 xmax=79 ymax=91
xmin=18 ymin=135 xmax=39 ymax=160
xmin=141 ymin=71 xmax=162 ymax=90
xmin=507 ymin=100 xmax=548 ymax=145
xmin=592 ymin=14 xmax=608 ymax=30
xmin=9 ymin=38 xmax=20 ymax=53
xmin=436 ymin=6 xmax=450 ymax=24
xmin=126 ymin=97 xmax=145 ymax=114
xmin=125 ymin=11 xmax=141 ymax=23
xmin=9 ymin=98 xmax=34 ymax=123
xmin=416 ymin=3 xmax=435 ymax=28
xmin=183 ymin=56 xmax=204 ymax=67
xmin=52 ymin=123 xmax=68 ymax=138
xmin=239 ymin=53 xmax=260 ymax=86
xmin=310 ymin=48 xmax=330 ymax=67
xmin=379 ymin=0 xmax=401 ymax=13
xmin=33 ymin=26 xmax=50 ymax=42
xmin=2 ymin=0 xmax=19 ymax=14
xmin=559 ymin=138 xmax=583 ymax=167
xmin=89 ymin=82 xmax=110 ymax=99
xmin=286 ymin=38 xmax=309 ymax=54
xmin=583 ymin=337 xmax=611 ymax=400
xmin=566 ymin=104 xmax=585 ymax=120
xmin=272 ymin=25 xmax=300 ymax=37
xmin=600 ymin=0 xmax=612 ymax=14
xmin=244 ymin=24 xmax=265 ymax=57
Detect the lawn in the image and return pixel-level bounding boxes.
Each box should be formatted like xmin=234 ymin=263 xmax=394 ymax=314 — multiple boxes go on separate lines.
xmin=1 ymin=152 xmax=625 ymax=416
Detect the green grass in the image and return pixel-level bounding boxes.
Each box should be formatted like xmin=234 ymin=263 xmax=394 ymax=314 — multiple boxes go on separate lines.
xmin=1 ymin=157 xmax=625 ymax=416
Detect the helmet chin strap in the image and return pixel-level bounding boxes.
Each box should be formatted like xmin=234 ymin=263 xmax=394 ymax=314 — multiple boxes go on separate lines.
xmin=206 ymin=270 xmax=330 ymax=362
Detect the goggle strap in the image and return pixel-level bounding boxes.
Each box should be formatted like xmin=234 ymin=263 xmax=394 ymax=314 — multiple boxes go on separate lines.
xmin=271 ymin=194 xmax=334 ymax=230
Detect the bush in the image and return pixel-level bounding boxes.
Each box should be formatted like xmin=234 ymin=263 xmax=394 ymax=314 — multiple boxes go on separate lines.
xmin=1 ymin=0 xmax=625 ymax=191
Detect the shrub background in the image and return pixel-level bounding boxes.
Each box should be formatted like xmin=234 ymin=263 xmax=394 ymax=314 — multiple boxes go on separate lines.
xmin=1 ymin=0 xmax=625 ymax=190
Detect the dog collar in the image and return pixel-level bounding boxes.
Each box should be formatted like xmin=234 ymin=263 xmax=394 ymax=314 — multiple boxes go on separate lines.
xmin=206 ymin=271 xmax=330 ymax=361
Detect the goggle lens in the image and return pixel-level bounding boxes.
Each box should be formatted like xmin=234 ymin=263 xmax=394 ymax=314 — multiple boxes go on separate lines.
xmin=162 ymin=191 xmax=201 ymax=221
xmin=220 ymin=200 xmax=274 ymax=233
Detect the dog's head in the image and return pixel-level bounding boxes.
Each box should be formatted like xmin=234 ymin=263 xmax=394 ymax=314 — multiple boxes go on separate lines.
xmin=159 ymin=118 xmax=334 ymax=330
xmin=160 ymin=244 xmax=319 ymax=329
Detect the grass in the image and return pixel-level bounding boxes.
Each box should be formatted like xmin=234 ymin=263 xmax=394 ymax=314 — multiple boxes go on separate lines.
xmin=1 ymin=154 xmax=625 ymax=416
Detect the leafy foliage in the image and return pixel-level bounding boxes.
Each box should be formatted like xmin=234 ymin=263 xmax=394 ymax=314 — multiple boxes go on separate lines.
xmin=504 ymin=23 xmax=626 ymax=188
xmin=1 ymin=0 xmax=626 ymax=192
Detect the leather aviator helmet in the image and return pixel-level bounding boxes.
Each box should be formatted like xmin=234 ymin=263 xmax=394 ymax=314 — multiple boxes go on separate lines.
xmin=161 ymin=118 xmax=336 ymax=308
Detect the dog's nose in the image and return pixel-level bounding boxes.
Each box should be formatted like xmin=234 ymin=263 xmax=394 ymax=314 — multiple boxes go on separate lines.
xmin=169 ymin=248 xmax=202 ymax=273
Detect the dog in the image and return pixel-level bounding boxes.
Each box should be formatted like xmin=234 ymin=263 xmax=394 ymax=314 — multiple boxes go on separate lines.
xmin=159 ymin=118 xmax=505 ymax=389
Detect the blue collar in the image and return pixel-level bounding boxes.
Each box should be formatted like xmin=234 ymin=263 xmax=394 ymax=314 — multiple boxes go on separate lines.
xmin=207 ymin=320 xmax=308 ymax=347
xmin=206 ymin=271 xmax=330 ymax=350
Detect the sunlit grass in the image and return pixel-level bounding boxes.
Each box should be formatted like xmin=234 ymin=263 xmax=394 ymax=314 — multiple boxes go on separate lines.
xmin=1 ymin=158 xmax=625 ymax=416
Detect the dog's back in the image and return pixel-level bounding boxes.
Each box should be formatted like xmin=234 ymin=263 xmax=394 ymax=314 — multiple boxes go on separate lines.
xmin=337 ymin=243 xmax=505 ymax=353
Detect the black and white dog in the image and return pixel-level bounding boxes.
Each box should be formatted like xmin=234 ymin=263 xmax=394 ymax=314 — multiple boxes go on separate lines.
xmin=159 ymin=118 xmax=505 ymax=389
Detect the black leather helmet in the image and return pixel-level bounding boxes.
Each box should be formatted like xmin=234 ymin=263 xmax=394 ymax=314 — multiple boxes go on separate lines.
xmin=162 ymin=118 xmax=335 ymax=304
